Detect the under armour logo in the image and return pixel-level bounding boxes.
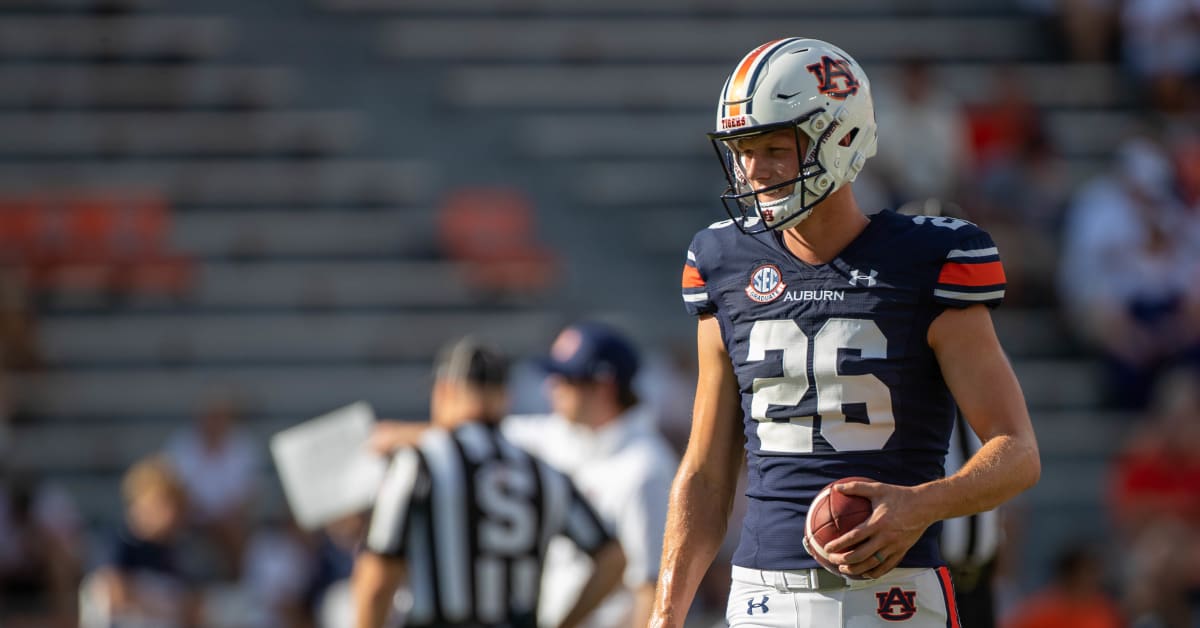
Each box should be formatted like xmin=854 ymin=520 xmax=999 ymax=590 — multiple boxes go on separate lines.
xmin=849 ymin=269 xmax=878 ymax=287
xmin=875 ymin=587 xmax=918 ymax=621
xmin=747 ymin=596 xmax=769 ymax=616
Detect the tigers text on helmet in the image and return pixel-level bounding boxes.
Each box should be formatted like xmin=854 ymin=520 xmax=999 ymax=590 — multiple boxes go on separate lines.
xmin=709 ymin=38 xmax=877 ymax=234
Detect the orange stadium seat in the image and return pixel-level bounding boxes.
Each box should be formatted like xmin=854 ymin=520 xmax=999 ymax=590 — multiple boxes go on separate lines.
xmin=0 ymin=200 xmax=44 ymax=264
xmin=0 ymin=192 xmax=193 ymax=299
xmin=438 ymin=186 xmax=559 ymax=296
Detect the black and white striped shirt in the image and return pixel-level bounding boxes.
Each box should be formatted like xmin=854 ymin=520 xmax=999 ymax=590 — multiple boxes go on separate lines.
xmin=365 ymin=421 xmax=612 ymax=627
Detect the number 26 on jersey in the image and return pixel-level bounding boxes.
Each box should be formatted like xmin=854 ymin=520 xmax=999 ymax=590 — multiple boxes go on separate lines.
xmin=746 ymin=318 xmax=895 ymax=454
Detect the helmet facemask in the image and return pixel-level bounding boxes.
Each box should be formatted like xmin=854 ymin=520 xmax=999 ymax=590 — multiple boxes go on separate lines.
xmin=709 ymin=112 xmax=837 ymax=235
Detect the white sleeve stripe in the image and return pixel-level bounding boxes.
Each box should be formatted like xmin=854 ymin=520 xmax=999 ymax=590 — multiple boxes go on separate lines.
xmin=687 ymin=250 xmax=697 ymax=262
xmin=934 ymin=288 xmax=1005 ymax=301
xmin=682 ymin=292 xmax=709 ymax=303
xmin=421 ymin=431 xmax=471 ymax=621
xmin=946 ymin=247 xmax=999 ymax=259
xmin=365 ymin=449 xmax=419 ymax=554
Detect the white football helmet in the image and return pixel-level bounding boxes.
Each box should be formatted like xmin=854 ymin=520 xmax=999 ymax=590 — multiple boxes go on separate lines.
xmin=709 ymin=38 xmax=878 ymax=233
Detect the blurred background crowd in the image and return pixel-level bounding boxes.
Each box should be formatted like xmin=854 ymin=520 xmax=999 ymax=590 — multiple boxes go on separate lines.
xmin=0 ymin=0 xmax=1197 ymax=626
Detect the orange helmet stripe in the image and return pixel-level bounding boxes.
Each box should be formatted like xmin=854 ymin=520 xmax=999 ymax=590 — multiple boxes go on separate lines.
xmin=724 ymin=39 xmax=781 ymax=117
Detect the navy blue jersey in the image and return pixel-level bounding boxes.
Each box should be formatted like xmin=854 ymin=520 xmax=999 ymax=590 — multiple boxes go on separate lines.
xmin=680 ymin=210 xmax=1006 ymax=571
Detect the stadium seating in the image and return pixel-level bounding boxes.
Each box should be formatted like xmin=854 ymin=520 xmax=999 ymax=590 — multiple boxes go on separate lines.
xmin=0 ymin=0 xmax=1136 ymax=593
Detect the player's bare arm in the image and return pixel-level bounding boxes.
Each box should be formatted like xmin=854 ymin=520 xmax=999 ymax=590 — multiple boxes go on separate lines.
xmin=649 ymin=314 xmax=744 ymax=628
xmin=825 ymin=304 xmax=1040 ymax=579
xmin=352 ymin=552 xmax=406 ymax=628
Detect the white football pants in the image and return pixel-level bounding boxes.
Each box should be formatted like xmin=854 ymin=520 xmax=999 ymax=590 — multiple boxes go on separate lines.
xmin=726 ymin=565 xmax=961 ymax=627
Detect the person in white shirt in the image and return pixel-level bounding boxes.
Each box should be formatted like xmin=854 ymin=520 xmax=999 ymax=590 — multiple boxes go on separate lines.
xmin=164 ymin=396 xmax=261 ymax=579
xmin=503 ymin=321 xmax=678 ymax=628
xmin=372 ymin=321 xmax=678 ymax=628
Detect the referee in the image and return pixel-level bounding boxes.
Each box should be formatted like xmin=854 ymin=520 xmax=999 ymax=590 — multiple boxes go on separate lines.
xmin=352 ymin=337 xmax=626 ymax=628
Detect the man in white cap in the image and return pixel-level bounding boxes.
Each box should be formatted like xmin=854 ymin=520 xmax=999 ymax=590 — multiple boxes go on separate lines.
xmin=504 ymin=321 xmax=678 ymax=628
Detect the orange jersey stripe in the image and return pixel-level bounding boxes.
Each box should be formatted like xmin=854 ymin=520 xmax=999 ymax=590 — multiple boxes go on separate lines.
xmin=725 ymin=40 xmax=778 ymax=116
xmin=682 ymin=265 xmax=705 ymax=289
xmin=938 ymin=260 xmax=1006 ymax=287
xmin=937 ymin=567 xmax=962 ymax=628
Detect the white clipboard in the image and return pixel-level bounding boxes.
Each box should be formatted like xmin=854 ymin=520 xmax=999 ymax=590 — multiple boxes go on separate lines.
xmin=269 ymin=401 xmax=388 ymax=530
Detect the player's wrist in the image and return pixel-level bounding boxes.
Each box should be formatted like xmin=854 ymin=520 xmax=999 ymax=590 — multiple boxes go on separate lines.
xmin=908 ymin=480 xmax=953 ymax=526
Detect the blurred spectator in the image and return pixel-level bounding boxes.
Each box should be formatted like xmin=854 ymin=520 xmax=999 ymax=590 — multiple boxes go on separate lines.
xmin=240 ymin=518 xmax=320 ymax=628
xmin=1058 ymin=137 xmax=1200 ymax=408
xmin=502 ymin=321 xmax=677 ymax=628
xmin=0 ymin=469 xmax=83 ymax=627
xmin=966 ymin=67 xmax=1047 ymax=176
xmin=1121 ymin=0 xmax=1200 ymax=112
xmin=873 ymin=57 xmax=970 ymax=207
xmin=969 ymin=129 xmax=1069 ymax=235
xmin=82 ymin=456 xmax=198 ymax=628
xmin=964 ymin=68 xmax=1070 ymax=304
xmin=164 ymin=395 xmax=261 ymax=580
xmin=1000 ymin=545 xmax=1124 ymax=628
xmin=1109 ymin=368 xmax=1200 ymax=627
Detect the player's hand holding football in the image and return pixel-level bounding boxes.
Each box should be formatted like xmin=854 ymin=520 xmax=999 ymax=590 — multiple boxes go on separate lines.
xmin=821 ymin=479 xmax=934 ymax=580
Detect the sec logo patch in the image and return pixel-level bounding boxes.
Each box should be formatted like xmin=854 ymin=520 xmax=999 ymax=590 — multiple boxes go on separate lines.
xmin=746 ymin=264 xmax=785 ymax=303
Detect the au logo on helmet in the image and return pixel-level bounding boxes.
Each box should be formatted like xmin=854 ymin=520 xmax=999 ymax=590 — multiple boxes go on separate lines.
xmin=805 ymin=56 xmax=861 ymax=100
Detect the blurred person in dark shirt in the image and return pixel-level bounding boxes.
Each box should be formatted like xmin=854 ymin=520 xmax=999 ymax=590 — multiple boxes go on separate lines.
xmin=83 ymin=456 xmax=200 ymax=628
xmin=1059 ymin=138 xmax=1200 ymax=408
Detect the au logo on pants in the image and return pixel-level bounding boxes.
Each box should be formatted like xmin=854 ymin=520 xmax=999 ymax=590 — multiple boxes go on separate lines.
xmin=875 ymin=587 xmax=918 ymax=620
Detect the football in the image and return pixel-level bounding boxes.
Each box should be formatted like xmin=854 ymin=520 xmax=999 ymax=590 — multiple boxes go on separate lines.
xmin=804 ymin=476 xmax=874 ymax=576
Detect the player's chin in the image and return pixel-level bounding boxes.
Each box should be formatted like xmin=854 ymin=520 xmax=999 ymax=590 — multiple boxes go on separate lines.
xmin=755 ymin=190 xmax=793 ymax=203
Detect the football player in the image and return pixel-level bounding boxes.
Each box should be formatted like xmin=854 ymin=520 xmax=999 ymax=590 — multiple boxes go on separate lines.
xmin=649 ymin=38 xmax=1040 ymax=628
